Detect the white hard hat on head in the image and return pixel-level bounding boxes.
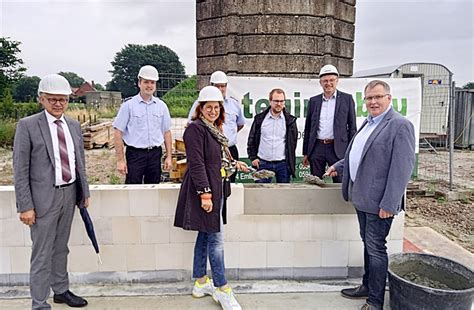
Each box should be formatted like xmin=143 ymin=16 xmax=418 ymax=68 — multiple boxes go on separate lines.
xmin=198 ymin=86 xmax=224 ymax=103
xmin=38 ymin=74 xmax=72 ymax=96
xmin=210 ymin=70 xmax=228 ymax=84
xmin=319 ymin=64 xmax=339 ymax=78
xmin=138 ymin=65 xmax=159 ymax=81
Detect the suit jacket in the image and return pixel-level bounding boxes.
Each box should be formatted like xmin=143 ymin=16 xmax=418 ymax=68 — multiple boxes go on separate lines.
xmin=13 ymin=111 xmax=90 ymax=218
xmin=334 ymin=108 xmax=415 ymax=215
xmin=303 ymin=90 xmax=357 ymax=159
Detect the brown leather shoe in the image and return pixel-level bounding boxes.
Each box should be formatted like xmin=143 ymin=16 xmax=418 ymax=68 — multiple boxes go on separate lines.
xmin=340 ymin=284 xmax=369 ymax=299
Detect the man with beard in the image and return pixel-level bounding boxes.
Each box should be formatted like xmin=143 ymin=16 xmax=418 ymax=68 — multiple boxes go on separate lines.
xmin=247 ymin=88 xmax=298 ymax=183
xmin=113 ymin=65 xmax=172 ymax=184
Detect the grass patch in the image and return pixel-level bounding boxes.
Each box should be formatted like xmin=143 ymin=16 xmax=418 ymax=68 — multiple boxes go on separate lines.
xmin=0 ymin=119 xmax=17 ymax=147
xmin=163 ymin=75 xmax=198 ymax=118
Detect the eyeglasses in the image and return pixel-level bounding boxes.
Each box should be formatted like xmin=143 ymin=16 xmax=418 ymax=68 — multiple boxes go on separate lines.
xmin=271 ymin=100 xmax=285 ymax=104
xmin=364 ymin=94 xmax=389 ymax=102
xmin=204 ymin=105 xmax=220 ymax=112
xmin=45 ymin=97 xmax=68 ymax=105
xmin=320 ymin=78 xmax=338 ymax=84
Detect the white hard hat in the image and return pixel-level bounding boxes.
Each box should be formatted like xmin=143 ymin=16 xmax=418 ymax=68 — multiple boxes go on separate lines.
xmin=198 ymin=86 xmax=224 ymax=103
xmin=319 ymin=64 xmax=339 ymax=78
xmin=210 ymin=70 xmax=228 ymax=84
xmin=38 ymin=74 xmax=72 ymax=96
xmin=138 ymin=65 xmax=159 ymax=81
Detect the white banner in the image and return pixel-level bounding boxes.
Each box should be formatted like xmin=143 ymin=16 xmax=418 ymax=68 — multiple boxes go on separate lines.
xmin=227 ymin=76 xmax=422 ymax=159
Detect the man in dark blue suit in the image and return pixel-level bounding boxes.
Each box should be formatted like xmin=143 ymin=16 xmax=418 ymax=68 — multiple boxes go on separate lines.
xmin=303 ymin=64 xmax=357 ymax=182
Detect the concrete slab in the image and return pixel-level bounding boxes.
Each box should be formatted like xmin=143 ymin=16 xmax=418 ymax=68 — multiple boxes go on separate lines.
xmin=404 ymin=226 xmax=474 ymax=269
xmin=0 ymin=280 xmax=390 ymax=309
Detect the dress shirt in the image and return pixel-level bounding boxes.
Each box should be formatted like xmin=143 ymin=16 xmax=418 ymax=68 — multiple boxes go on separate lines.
xmin=349 ymin=107 xmax=392 ymax=181
xmin=45 ymin=110 xmax=76 ymax=186
xmin=113 ymin=94 xmax=171 ymax=148
xmin=257 ymin=111 xmax=286 ymax=161
xmin=317 ymin=90 xmax=337 ymax=140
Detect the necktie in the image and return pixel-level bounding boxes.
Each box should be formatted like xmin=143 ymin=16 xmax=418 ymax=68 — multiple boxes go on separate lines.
xmin=54 ymin=120 xmax=72 ymax=183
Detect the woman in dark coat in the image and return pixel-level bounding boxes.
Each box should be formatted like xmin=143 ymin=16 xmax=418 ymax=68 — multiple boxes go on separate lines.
xmin=174 ymin=86 xmax=248 ymax=310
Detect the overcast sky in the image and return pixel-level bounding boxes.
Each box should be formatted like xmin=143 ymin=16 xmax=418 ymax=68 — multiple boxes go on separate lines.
xmin=1 ymin=0 xmax=473 ymax=86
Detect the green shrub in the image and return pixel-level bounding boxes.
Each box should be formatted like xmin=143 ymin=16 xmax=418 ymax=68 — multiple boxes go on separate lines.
xmin=0 ymin=119 xmax=17 ymax=147
xmin=163 ymin=75 xmax=198 ymax=118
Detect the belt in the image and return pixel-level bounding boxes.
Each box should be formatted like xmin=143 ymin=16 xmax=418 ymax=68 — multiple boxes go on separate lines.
xmin=317 ymin=139 xmax=334 ymax=144
xmin=261 ymin=159 xmax=285 ymax=163
xmin=55 ymin=181 xmax=76 ymax=189
xmin=127 ymin=145 xmax=161 ymax=151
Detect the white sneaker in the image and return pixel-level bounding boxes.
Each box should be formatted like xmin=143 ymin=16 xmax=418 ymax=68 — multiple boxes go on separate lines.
xmin=212 ymin=287 xmax=242 ymax=310
xmin=192 ymin=277 xmax=215 ymax=298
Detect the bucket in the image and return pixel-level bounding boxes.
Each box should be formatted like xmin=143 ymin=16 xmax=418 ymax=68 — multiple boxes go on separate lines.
xmin=388 ymin=253 xmax=473 ymax=310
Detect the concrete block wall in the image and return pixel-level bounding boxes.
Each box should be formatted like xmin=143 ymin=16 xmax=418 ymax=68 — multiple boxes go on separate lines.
xmin=0 ymin=184 xmax=404 ymax=285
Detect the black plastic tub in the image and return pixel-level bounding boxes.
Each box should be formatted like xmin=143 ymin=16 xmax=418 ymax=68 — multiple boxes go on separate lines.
xmin=388 ymin=253 xmax=474 ymax=310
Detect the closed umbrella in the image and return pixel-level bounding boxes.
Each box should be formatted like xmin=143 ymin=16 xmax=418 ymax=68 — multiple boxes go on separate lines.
xmin=79 ymin=208 xmax=102 ymax=264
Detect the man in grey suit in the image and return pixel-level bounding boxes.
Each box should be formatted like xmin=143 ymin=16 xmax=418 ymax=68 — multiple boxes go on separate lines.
xmin=13 ymin=74 xmax=90 ymax=309
xmin=303 ymin=64 xmax=357 ymax=183
xmin=325 ymin=80 xmax=415 ymax=310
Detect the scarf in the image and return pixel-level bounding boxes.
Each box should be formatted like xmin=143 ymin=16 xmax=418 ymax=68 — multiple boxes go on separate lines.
xmin=199 ymin=116 xmax=236 ymax=179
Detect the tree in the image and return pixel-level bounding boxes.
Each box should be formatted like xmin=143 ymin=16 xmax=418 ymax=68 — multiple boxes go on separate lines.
xmin=0 ymin=88 xmax=15 ymax=118
xmin=58 ymin=71 xmax=86 ymax=88
xmin=108 ymin=44 xmax=186 ymax=98
xmin=462 ymin=82 xmax=474 ymax=90
xmin=0 ymin=37 xmax=26 ymax=97
xmin=94 ymin=83 xmax=105 ymax=91
xmin=12 ymin=75 xmax=41 ymax=102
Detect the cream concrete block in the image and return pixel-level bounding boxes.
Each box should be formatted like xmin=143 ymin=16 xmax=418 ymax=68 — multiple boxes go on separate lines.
xmin=225 ymin=216 xmax=257 ymax=242
xmin=69 ymin=219 xmax=85 ymax=246
xmin=335 ymin=215 xmax=360 ymax=241
xmin=224 ymin=242 xmax=240 ymax=268
xmin=170 ymin=224 xmax=197 ymax=243
xmin=281 ymin=216 xmax=312 ymax=241
xmin=255 ymin=215 xmax=281 ymax=241
xmin=23 ymin=225 xmax=32 ymax=246
xmin=226 ymin=184 xmax=244 ymax=215
xmin=182 ymin=242 xmax=195 ymax=270
xmin=158 ymin=189 xmax=179 ymax=217
xmin=112 ymin=217 xmax=140 ymax=244
xmin=156 ymin=243 xmax=184 ymax=270
xmin=129 ymin=189 xmax=159 ymax=216
xmin=94 ymin=217 xmax=114 ymax=245
xmin=10 ymin=247 xmax=31 ymax=273
xmin=126 ymin=244 xmax=156 ymax=271
xmin=0 ymin=247 xmax=11 ymax=273
xmin=69 ymin=245 xmax=100 ymax=272
xmin=0 ymin=191 xmax=13 ymax=219
xmin=321 ymin=241 xmax=349 ymax=267
xmin=267 ymin=242 xmax=294 ymax=268
xmin=98 ymin=245 xmax=127 ymax=272
xmin=87 ymin=190 xmax=102 ymax=219
xmin=239 ymin=242 xmax=266 ymax=268
xmin=348 ymin=241 xmax=364 ymax=267
xmin=0 ymin=219 xmax=24 ymax=246
xmin=140 ymin=217 xmax=170 ymax=244
xmin=100 ymin=190 xmax=130 ymax=217
xmin=389 ymin=212 xmax=405 ymax=240
xmin=387 ymin=239 xmax=403 ymax=256
xmin=293 ymin=241 xmax=322 ymax=267
xmin=311 ymin=216 xmax=336 ymax=240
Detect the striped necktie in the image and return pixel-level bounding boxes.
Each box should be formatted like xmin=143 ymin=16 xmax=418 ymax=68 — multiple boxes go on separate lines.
xmin=54 ymin=120 xmax=72 ymax=183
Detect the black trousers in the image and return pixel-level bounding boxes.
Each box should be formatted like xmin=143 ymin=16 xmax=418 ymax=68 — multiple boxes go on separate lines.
xmin=228 ymin=145 xmax=239 ymax=183
xmin=125 ymin=146 xmax=162 ymax=184
xmin=309 ymin=142 xmax=342 ymax=183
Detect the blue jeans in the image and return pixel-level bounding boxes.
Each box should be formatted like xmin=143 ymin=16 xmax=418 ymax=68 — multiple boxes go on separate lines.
xmin=193 ymin=231 xmax=226 ymax=287
xmin=192 ymin=199 xmax=226 ymax=287
xmin=255 ymin=159 xmax=290 ymax=183
xmin=356 ymin=210 xmax=393 ymax=309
